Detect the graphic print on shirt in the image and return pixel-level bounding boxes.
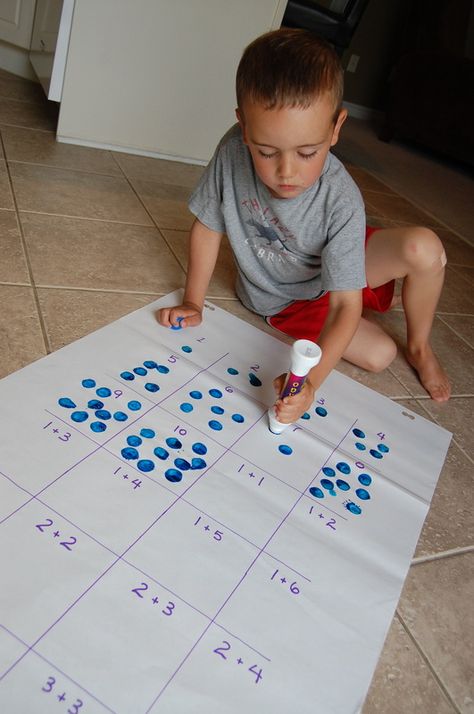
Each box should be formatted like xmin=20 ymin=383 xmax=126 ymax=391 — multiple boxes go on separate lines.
xmin=241 ymin=198 xmax=299 ymax=266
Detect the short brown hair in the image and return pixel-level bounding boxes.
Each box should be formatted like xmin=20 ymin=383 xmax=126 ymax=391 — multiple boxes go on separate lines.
xmin=236 ymin=28 xmax=343 ymax=119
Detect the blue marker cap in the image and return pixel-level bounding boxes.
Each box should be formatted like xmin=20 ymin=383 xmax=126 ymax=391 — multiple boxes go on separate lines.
xmin=170 ymin=316 xmax=183 ymax=330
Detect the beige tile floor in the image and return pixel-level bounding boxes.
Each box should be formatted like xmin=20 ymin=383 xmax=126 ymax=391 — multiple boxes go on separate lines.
xmin=0 ymin=70 xmax=473 ymax=713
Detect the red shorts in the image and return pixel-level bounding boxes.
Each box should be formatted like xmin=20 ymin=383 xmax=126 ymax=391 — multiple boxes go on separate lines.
xmin=266 ymin=226 xmax=395 ymax=342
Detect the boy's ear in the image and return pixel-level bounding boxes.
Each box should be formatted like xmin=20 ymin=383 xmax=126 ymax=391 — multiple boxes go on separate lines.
xmin=235 ymin=108 xmax=248 ymax=144
xmin=330 ymin=108 xmax=348 ymax=147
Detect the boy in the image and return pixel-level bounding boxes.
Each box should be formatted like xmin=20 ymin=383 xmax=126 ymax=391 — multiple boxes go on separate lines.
xmin=158 ymin=29 xmax=450 ymax=424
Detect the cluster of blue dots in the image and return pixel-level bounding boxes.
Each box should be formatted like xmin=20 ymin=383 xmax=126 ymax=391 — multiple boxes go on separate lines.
xmin=308 ymin=458 xmax=373 ymax=515
xmin=301 ymin=405 xmax=328 ymax=421
xmin=120 ymin=428 xmax=207 ymax=483
xmin=352 ymin=428 xmax=390 ymax=459
xmin=58 ymin=379 xmax=141 ymax=433
xmin=179 ymin=388 xmax=245 ymax=432
xmin=226 ymin=366 xmax=262 ymax=388
xmin=119 ymin=360 xmax=171 ymax=394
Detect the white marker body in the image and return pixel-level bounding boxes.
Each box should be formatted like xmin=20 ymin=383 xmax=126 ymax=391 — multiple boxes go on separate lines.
xmin=267 ymin=339 xmax=322 ymax=434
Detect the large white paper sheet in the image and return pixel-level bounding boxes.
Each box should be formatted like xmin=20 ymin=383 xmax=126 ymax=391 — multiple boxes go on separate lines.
xmin=0 ymin=291 xmax=451 ymax=713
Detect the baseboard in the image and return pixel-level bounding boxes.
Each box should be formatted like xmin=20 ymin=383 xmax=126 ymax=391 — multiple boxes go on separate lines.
xmin=0 ymin=40 xmax=37 ymax=81
xmin=56 ymin=135 xmax=208 ymax=166
xmin=343 ymin=100 xmax=383 ymax=122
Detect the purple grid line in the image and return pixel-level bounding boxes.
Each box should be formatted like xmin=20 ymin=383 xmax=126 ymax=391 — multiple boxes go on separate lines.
xmin=144 ymin=417 xmax=359 ymax=712
xmin=0 ymin=624 xmax=116 ymax=713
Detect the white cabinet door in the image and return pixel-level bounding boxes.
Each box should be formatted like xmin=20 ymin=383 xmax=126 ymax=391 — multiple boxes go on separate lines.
xmin=0 ymin=0 xmax=37 ymax=49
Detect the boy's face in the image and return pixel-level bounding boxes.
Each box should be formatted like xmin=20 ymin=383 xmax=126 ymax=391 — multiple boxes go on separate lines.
xmin=237 ymin=94 xmax=347 ymax=200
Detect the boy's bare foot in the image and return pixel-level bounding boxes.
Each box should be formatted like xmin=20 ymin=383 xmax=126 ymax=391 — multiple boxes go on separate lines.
xmin=406 ymin=345 xmax=451 ymax=402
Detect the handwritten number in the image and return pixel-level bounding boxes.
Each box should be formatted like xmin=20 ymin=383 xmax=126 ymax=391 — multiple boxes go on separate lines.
xmin=132 ymin=582 xmax=148 ymax=598
xmin=60 ymin=536 xmax=77 ymax=551
xmin=162 ymin=601 xmax=175 ymax=616
xmin=58 ymin=432 xmax=71 ymax=442
xmin=67 ymin=699 xmax=84 ymax=714
xmin=214 ymin=641 xmax=231 ymax=660
xmin=326 ymin=518 xmax=336 ymax=531
xmin=42 ymin=676 xmax=56 ymax=693
xmin=36 ymin=519 xmax=53 ymax=532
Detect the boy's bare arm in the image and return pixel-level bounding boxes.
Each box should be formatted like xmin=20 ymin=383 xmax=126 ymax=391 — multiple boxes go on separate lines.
xmin=274 ymin=290 xmax=362 ymax=423
xmin=158 ymin=219 xmax=224 ymax=328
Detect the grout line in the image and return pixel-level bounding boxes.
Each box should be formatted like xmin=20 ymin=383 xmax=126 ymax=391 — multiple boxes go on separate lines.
xmin=411 ymin=545 xmax=474 ymax=565
xmin=16 ymin=209 xmax=154 ymax=227
xmin=0 ymin=130 xmax=52 ymax=354
xmin=0 ymin=121 xmax=55 ymax=135
xmin=7 ymin=158 xmax=124 ymax=179
xmin=396 ymin=611 xmax=464 ymax=714
xmin=438 ymin=315 xmax=474 ymax=350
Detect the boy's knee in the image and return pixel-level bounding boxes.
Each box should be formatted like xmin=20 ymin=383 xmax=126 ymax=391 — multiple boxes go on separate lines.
xmin=365 ymin=335 xmax=397 ymax=372
xmin=403 ymin=227 xmax=446 ymax=273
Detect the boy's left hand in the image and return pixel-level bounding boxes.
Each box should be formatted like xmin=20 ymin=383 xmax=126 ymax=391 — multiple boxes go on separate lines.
xmin=272 ymin=374 xmax=316 ymax=424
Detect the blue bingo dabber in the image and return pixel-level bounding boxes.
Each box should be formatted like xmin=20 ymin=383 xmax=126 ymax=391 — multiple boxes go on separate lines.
xmin=268 ymin=339 xmax=322 ymax=435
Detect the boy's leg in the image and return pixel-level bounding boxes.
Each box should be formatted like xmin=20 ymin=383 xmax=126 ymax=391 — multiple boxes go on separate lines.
xmin=356 ymin=225 xmax=450 ymax=401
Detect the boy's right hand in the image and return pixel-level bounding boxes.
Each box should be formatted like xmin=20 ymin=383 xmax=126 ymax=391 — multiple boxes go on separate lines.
xmin=157 ymin=302 xmax=203 ymax=329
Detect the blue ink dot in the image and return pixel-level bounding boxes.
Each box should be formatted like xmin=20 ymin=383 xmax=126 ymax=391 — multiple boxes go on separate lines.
xmin=209 ymin=389 xmax=223 ymax=398
xmin=322 ymin=467 xmax=335 ymax=477
xmin=328 ymin=489 xmax=337 ymax=497
xmin=227 ymin=367 xmax=239 ymax=375
xmin=166 ymin=437 xmax=182 ymax=449
xmin=336 ymin=462 xmax=351 ymax=475
xmin=346 ymin=502 xmax=362 ymax=515
xmin=189 ymin=390 xmax=202 ymax=400
xmin=165 ymin=469 xmax=182 ymax=483
xmin=378 ymin=443 xmax=390 ymax=453
xmin=211 ymin=405 xmax=224 ymax=415
xmin=209 ymin=420 xmax=223 ymax=431
xmin=321 ymin=478 xmax=334 ymax=490
xmin=95 ymin=410 xmax=111 ymax=420
xmin=356 ymin=488 xmax=371 ymax=500
xmin=157 ymin=365 xmax=170 ymax=374
xmin=301 ymin=412 xmax=311 ymax=420
xmin=353 ymin=428 xmax=366 ymax=438
xmin=248 ymin=373 xmax=262 ymax=387
xmin=128 ymin=400 xmax=142 ymax=411
xmin=127 ymin=435 xmax=142 ymax=447
xmin=170 ymin=317 xmax=183 ymax=331
xmin=309 ymin=486 xmax=324 ymax=498
xmin=96 ymin=387 xmax=112 ymax=398
xmin=59 ymin=397 xmax=76 ymax=408
xmin=88 ymin=399 xmax=104 ymax=410
xmin=358 ymin=473 xmax=372 ymax=486
xmin=355 ymin=442 xmax=366 ymax=451
xmin=191 ymin=457 xmax=206 ymax=469
xmin=181 ymin=345 xmax=192 ymax=353
xmin=278 ymin=444 xmax=293 ymax=455
xmin=121 ymin=447 xmax=139 ymax=460
xmin=71 ymin=411 xmax=88 ymax=422
xmin=82 ymin=379 xmax=96 ymax=388
xmin=154 ymin=447 xmax=169 ymax=460
xmin=370 ymin=449 xmax=383 ymax=459
xmin=145 ymin=383 xmax=160 ymax=392
xmin=120 ymin=371 xmax=134 ymax=381
xmin=143 ymin=360 xmax=157 ymax=369
xmin=336 ymin=479 xmax=350 ymax=491
xmin=91 ymin=422 xmax=106 ymax=433
xmin=192 ymin=442 xmax=207 ymax=455
xmin=134 ymin=367 xmax=147 ymax=376
xmin=113 ymin=411 xmax=128 ymax=421
xmin=174 ymin=458 xmax=190 ymax=470
xmin=140 ymin=428 xmax=155 ymax=438
xmin=180 ymin=402 xmax=193 ymax=413
xmin=315 ymin=406 xmax=328 ymax=417
xmin=232 ymin=413 xmax=244 ymax=423
xmin=137 ymin=459 xmax=155 ymax=472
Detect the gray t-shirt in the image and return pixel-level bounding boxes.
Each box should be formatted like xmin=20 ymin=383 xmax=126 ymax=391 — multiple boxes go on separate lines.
xmin=188 ymin=124 xmax=366 ymax=316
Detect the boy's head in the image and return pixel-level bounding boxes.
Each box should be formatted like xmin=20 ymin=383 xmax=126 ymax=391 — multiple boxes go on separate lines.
xmin=236 ymin=28 xmax=343 ymax=120
xmin=235 ymin=29 xmax=347 ymax=200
